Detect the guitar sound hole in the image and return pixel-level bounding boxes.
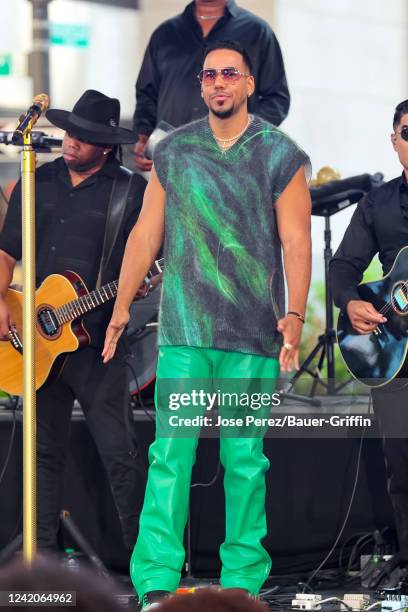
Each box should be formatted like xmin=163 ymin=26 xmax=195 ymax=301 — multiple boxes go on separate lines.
xmin=392 ymin=282 xmax=408 ymax=315
xmin=38 ymin=307 xmax=60 ymax=336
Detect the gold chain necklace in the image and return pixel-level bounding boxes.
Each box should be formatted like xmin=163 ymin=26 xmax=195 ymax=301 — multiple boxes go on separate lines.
xmin=212 ymin=117 xmax=251 ymax=151
xmin=197 ymin=14 xmax=223 ymax=20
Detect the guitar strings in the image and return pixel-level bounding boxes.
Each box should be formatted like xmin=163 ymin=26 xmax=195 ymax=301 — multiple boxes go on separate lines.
xmin=354 ymin=280 xmax=408 ymax=337
xmin=51 ymin=259 xmax=163 ymax=323
xmin=377 ymin=280 xmax=408 ymax=316
xmin=54 ymin=280 xmax=118 ymax=322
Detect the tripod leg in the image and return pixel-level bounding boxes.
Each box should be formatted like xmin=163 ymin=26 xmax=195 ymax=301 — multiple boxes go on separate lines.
xmin=0 ymin=534 xmax=22 ymax=565
xmin=60 ymin=510 xmax=109 ymax=578
xmin=184 ymin=505 xmax=194 ymax=580
xmin=310 ymin=342 xmax=327 ymax=397
xmin=282 ymin=338 xmax=325 ymax=394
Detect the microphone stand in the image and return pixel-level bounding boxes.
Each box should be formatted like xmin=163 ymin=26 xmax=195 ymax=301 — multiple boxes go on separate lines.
xmin=19 ymin=128 xmax=38 ymax=565
xmin=0 ymin=131 xmax=62 ymax=151
xmin=2 ymin=108 xmax=53 ymax=565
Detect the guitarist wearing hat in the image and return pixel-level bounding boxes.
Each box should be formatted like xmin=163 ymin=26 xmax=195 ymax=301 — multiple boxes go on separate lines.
xmin=330 ymin=99 xmax=408 ymax=584
xmin=0 ymin=90 xmax=147 ymax=558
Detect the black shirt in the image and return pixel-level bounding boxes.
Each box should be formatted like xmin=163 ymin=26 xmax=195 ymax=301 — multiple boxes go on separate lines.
xmin=133 ymin=0 xmax=290 ymax=136
xmin=0 ymin=156 xmax=146 ymax=346
xmin=330 ymin=174 xmax=408 ymax=312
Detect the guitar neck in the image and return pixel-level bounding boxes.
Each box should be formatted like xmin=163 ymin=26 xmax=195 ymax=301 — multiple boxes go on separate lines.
xmin=53 ymin=257 xmax=163 ymax=324
xmin=55 ymin=280 xmax=118 ymax=323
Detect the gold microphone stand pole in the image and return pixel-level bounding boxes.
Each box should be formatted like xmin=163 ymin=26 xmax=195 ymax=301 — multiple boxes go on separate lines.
xmin=12 ymin=94 xmax=49 ymax=565
xmin=21 ymin=127 xmax=37 ymax=565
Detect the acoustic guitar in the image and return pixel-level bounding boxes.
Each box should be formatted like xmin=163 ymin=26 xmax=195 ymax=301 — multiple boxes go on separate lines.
xmin=337 ymin=246 xmax=408 ymax=388
xmin=0 ymin=260 xmax=163 ymax=396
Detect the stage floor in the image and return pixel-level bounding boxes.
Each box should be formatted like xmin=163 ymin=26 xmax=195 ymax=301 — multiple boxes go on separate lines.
xmin=111 ymin=570 xmax=397 ymax=611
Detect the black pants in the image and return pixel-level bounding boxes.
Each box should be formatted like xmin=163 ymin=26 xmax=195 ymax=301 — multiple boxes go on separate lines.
xmin=373 ymin=384 xmax=408 ymax=562
xmin=36 ymin=345 xmax=143 ymax=553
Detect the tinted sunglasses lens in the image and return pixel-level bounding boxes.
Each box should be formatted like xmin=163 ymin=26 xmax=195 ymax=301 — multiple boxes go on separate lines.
xmin=401 ymin=126 xmax=408 ymax=142
xmin=201 ymin=69 xmax=216 ymax=83
xmin=222 ymin=68 xmax=240 ymax=81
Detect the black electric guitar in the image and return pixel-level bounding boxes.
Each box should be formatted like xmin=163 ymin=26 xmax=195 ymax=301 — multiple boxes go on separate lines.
xmin=337 ymin=246 xmax=408 ymax=388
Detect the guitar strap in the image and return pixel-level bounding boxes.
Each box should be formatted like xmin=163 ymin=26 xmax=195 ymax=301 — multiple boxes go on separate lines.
xmin=96 ymin=165 xmax=133 ymax=289
xmin=96 ymin=166 xmax=141 ymax=456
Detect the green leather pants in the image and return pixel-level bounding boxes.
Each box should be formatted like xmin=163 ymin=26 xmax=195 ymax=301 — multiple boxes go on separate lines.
xmin=131 ymin=345 xmax=279 ymax=598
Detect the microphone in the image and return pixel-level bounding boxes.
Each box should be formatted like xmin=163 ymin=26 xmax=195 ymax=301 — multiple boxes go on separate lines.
xmin=12 ymin=93 xmax=50 ymax=143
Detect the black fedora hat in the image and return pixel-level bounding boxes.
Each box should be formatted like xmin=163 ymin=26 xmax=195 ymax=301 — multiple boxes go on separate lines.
xmin=46 ymin=89 xmax=137 ymax=144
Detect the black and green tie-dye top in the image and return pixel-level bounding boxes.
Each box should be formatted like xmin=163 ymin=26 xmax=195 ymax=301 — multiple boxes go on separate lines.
xmin=153 ymin=115 xmax=310 ymax=358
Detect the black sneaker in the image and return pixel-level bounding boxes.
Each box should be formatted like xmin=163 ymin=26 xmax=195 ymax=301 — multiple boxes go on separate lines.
xmin=140 ymin=590 xmax=171 ymax=610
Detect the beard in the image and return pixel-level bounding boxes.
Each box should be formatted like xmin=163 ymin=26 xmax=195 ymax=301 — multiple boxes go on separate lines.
xmin=62 ymin=151 xmax=106 ymax=173
xmin=210 ymin=105 xmax=234 ymax=119
xmin=64 ymin=158 xmax=98 ymax=172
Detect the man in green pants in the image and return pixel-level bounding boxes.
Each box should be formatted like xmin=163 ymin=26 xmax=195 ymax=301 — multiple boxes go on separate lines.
xmin=103 ymin=40 xmax=312 ymax=610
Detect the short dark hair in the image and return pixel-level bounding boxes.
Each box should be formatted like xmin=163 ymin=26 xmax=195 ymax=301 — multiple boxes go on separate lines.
xmin=393 ymin=99 xmax=408 ymax=130
xmin=203 ymin=40 xmax=253 ymax=73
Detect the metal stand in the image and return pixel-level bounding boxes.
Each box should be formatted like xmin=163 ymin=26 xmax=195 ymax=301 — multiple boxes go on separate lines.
xmin=60 ymin=510 xmax=110 ymax=578
xmin=0 ymin=535 xmax=23 ymax=566
xmin=283 ymin=216 xmax=337 ymax=399
xmin=281 ymin=173 xmax=384 ymax=403
xmin=10 ymin=94 xmax=50 ymax=565
xmin=0 ymin=512 xmax=109 ymax=578
xmin=21 ymin=130 xmax=38 ymax=565
xmin=184 ymin=509 xmax=195 ymax=582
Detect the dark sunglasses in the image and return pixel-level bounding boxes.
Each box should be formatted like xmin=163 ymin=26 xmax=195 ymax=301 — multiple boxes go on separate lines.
xmin=197 ymin=67 xmax=250 ymax=85
xmin=396 ymin=126 xmax=408 ymax=141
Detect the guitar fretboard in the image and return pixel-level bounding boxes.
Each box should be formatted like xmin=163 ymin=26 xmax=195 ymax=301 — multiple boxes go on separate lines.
xmin=54 ymin=281 xmax=118 ymax=324
xmin=51 ymin=257 xmax=164 ymax=325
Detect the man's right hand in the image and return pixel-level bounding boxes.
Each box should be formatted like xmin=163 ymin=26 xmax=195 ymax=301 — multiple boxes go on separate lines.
xmin=134 ymin=135 xmax=153 ymax=172
xmin=102 ymin=308 xmax=130 ymax=363
xmin=0 ymin=297 xmax=12 ymax=340
xmin=346 ymin=299 xmax=387 ymax=335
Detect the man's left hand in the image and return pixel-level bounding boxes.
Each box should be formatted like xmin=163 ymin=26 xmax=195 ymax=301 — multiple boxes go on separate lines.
xmin=277 ymin=315 xmax=304 ymax=372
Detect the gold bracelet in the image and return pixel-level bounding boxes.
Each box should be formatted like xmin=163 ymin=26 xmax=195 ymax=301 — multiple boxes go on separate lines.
xmin=287 ymin=311 xmax=305 ymax=323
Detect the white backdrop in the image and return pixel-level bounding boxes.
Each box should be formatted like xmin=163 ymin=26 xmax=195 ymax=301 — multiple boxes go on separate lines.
xmin=1 ymin=0 xmax=407 ymax=265
xmin=136 ymin=0 xmax=408 ymax=268
xmin=0 ymin=0 xmax=32 ymax=107
xmin=277 ymin=0 xmax=408 ymax=266
xmin=48 ymin=0 xmax=141 ymax=117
